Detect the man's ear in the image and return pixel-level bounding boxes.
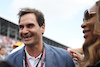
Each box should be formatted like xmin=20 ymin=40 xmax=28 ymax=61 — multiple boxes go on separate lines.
xmin=41 ymin=24 xmax=45 ymax=34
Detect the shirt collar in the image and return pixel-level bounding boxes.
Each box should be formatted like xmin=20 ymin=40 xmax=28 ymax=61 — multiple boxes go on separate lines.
xmin=25 ymin=48 xmax=42 ymax=60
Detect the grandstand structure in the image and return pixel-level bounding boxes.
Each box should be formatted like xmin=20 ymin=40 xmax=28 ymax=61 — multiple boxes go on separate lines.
xmin=0 ymin=17 xmax=68 ymax=50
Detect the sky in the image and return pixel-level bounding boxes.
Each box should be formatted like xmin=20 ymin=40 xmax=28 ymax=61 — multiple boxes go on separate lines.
xmin=0 ymin=0 xmax=98 ymax=48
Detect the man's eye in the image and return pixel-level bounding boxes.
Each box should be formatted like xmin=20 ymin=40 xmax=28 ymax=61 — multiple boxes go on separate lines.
xmin=19 ymin=25 xmax=24 ymax=29
xmin=27 ymin=24 xmax=34 ymax=28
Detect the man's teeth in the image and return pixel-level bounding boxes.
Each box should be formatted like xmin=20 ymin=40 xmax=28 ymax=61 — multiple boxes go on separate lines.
xmin=24 ymin=36 xmax=31 ymax=38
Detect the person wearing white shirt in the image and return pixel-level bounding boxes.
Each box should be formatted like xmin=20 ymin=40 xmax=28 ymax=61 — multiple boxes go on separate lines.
xmin=7 ymin=8 xmax=75 ymax=67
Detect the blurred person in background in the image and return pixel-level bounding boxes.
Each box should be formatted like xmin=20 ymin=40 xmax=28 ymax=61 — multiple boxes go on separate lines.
xmin=0 ymin=45 xmax=6 ymax=61
xmin=13 ymin=42 xmax=23 ymax=49
xmin=9 ymin=42 xmax=24 ymax=54
xmin=69 ymin=1 xmax=100 ymax=67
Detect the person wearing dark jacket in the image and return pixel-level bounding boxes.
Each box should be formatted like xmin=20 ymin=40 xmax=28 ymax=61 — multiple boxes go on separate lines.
xmin=6 ymin=8 xmax=75 ymax=67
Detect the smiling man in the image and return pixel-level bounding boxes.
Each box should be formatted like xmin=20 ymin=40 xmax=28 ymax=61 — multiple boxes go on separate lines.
xmin=6 ymin=8 xmax=75 ymax=67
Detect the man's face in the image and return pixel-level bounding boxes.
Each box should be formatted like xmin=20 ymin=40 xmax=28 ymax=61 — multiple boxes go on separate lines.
xmin=81 ymin=5 xmax=97 ymax=46
xmin=19 ymin=13 xmax=45 ymax=46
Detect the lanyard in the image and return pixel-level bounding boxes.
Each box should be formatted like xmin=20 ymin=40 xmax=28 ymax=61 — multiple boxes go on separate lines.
xmin=23 ymin=44 xmax=45 ymax=67
xmin=41 ymin=48 xmax=45 ymax=67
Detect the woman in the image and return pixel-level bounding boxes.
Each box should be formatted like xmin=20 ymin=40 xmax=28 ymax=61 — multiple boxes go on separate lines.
xmin=69 ymin=1 xmax=100 ymax=67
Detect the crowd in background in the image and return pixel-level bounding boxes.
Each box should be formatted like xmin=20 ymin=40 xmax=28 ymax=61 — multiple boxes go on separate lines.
xmin=0 ymin=35 xmax=20 ymax=46
xmin=0 ymin=35 xmax=21 ymax=59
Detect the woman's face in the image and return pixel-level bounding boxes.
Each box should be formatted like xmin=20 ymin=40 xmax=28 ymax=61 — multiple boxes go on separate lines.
xmin=81 ymin=5 xmax=97 ymax=46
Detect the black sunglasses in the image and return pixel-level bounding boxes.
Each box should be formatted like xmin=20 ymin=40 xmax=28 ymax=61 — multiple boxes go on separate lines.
xmin=83 ymin=9 xmax=96 ymax=21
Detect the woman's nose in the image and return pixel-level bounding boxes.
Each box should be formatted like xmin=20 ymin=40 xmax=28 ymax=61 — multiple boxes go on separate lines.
xmin=81 ymin=21 xmax=87 ymax=28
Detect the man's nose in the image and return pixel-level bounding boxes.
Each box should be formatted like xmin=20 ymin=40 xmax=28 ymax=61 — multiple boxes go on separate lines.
xmin=22 ymin=28 xmax=29 ymax=34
